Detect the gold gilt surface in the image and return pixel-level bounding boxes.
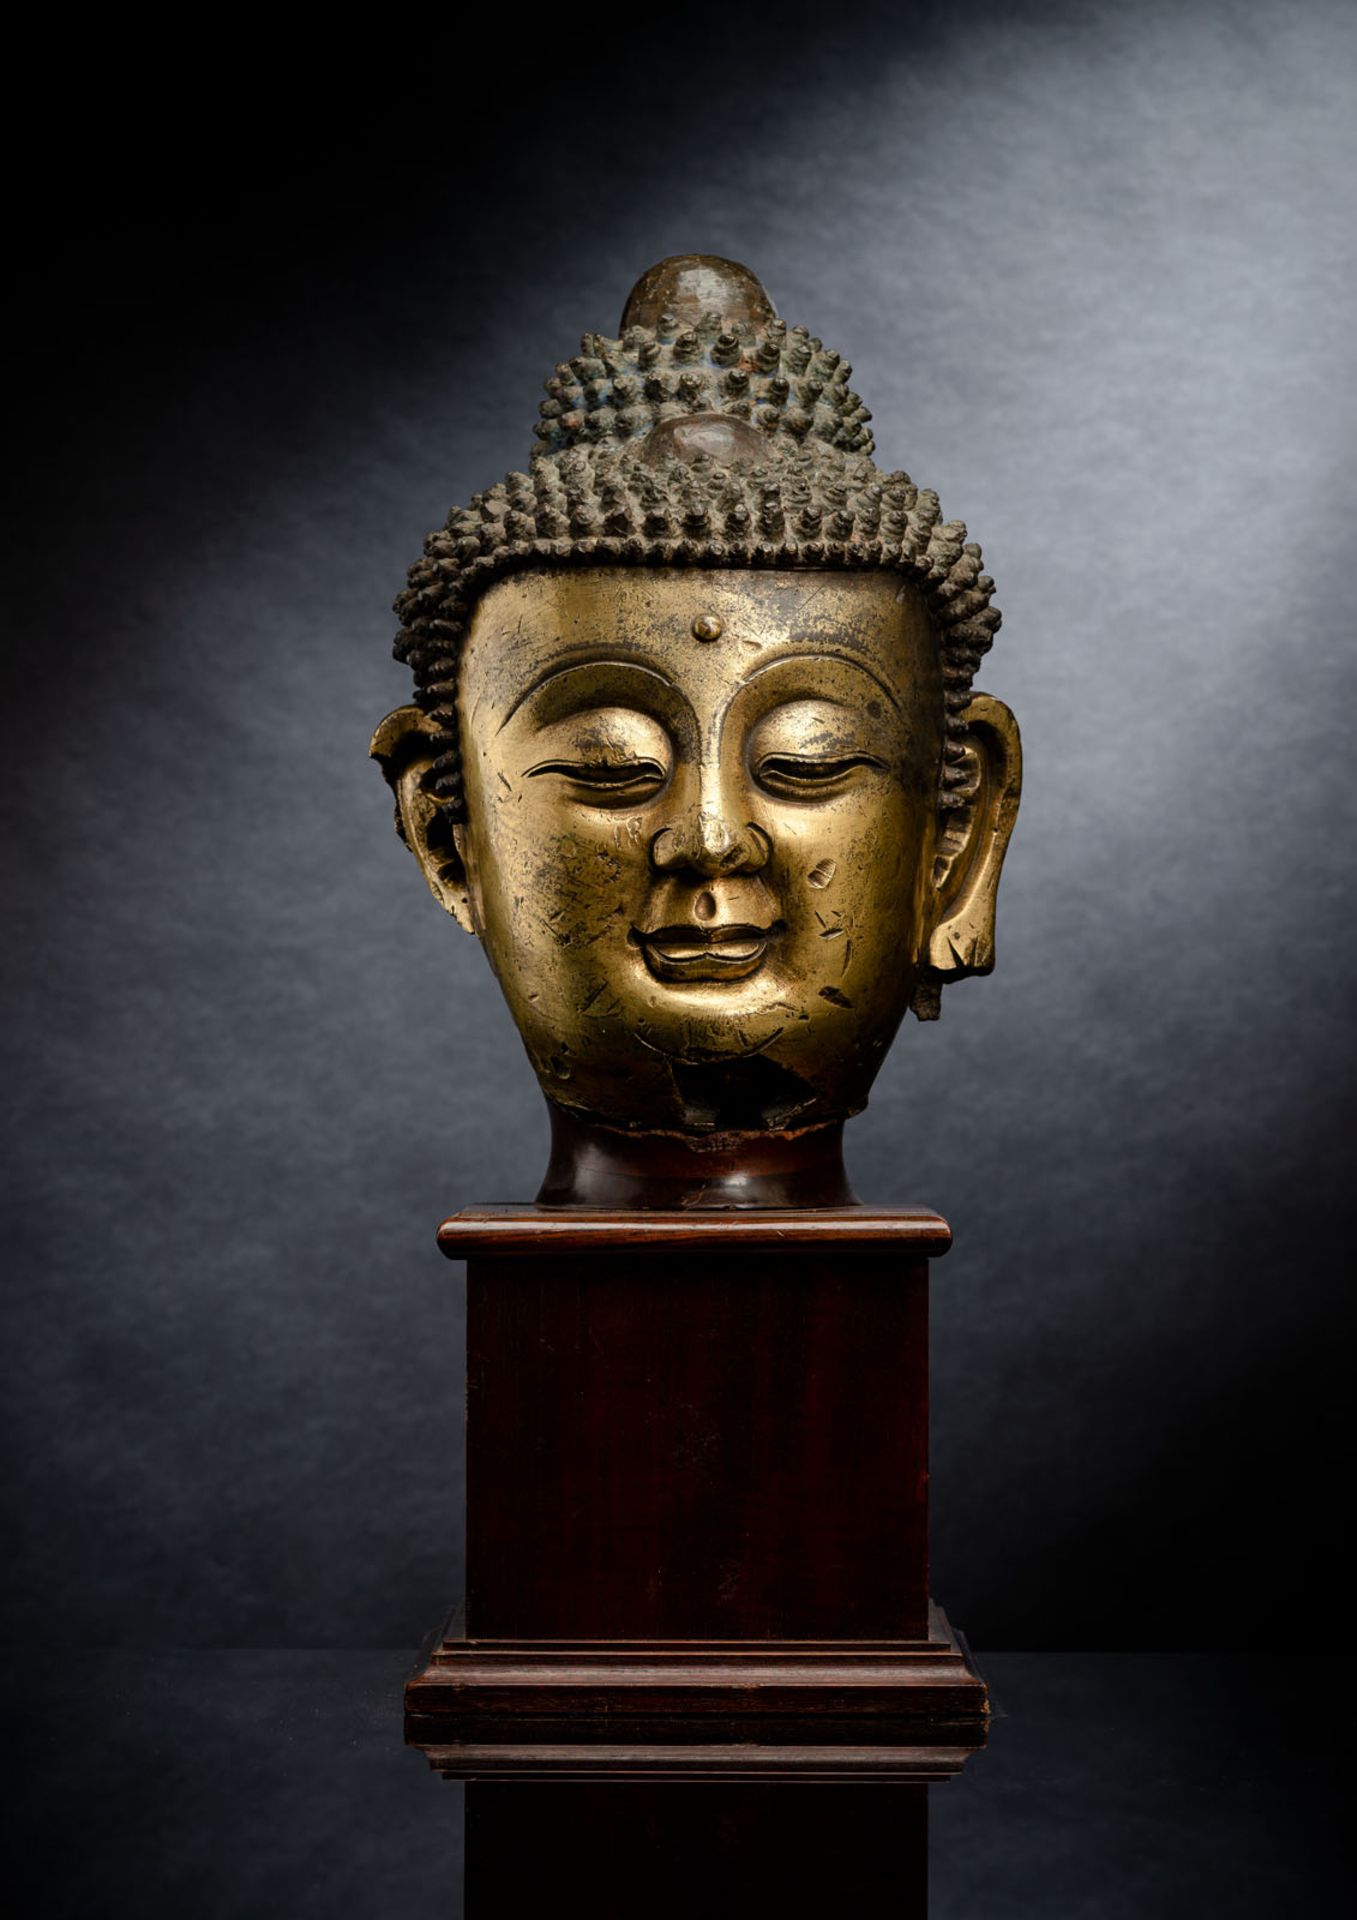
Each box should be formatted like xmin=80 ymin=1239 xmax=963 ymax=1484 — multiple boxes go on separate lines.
xmin=375 ymin=566 xmax=1018 ymax=1135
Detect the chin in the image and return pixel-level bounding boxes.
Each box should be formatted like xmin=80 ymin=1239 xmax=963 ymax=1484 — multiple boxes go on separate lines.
xmin=628 ymin=979 xmax=793 ymax=1051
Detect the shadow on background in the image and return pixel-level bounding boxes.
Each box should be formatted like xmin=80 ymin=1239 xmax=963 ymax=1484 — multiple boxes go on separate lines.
xmin=5 ymin=0 xmax=1354 ymax=1651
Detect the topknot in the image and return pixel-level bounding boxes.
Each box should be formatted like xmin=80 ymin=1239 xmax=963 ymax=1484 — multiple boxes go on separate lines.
xmin=392 ymin=256 xmax=1002 ymax=848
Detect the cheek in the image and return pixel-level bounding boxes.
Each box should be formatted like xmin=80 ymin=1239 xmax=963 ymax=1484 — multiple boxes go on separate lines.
xmin=776 ymin=793 xmax=922 ymax=915
xmin=769 ymin=792 xmax=932 ymax=991
xmin=478 ymin=794 xmax=651 ymax=957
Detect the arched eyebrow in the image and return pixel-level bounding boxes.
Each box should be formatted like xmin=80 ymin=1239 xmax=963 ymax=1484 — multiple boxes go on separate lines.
xmin=740 ymin=649 xmax=902 ymax=710
xmin=498 ymin=655 xmax=676 ymax=732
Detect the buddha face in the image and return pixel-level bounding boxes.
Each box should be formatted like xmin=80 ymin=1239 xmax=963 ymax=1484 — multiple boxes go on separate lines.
xmin=377 ymin=566 xmax=1018 ymax=1134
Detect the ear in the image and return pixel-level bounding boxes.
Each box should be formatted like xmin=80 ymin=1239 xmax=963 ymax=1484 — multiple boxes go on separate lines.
xmin=912 ymin=692 xmax=1022 ymax=1018
xmin=369 ymin=706 xmax=478 ymax=935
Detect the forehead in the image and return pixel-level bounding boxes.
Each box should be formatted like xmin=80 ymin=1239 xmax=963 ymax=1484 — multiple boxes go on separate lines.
xmin=459 ymin=567 xmax=938 ymax=715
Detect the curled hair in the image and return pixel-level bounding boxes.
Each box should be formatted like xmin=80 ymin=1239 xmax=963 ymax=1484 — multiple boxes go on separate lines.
xmin=393 ymin=312 xmax=1000 ymax=821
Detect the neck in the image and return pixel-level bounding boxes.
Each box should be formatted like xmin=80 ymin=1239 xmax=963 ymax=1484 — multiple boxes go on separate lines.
xmin=536 ymin=1104 xmax=858 ymax=1210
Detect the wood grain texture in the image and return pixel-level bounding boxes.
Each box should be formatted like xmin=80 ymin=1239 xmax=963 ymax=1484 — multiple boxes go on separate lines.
xmin=408 ymin=1604 xmax=986 ymax=1720
xmin=410 ymin=1704 xmax=986 ymax=1779
xmin=407 ymin=1203 xmax=985 ymax=1733
xmin=421 ymin=1740 xmax=973 ymax=1781
xmin=466 ymin=1245 xmax=930 ymax=1641
xmin=439 ymin=1203 xmax=952 ymax=1257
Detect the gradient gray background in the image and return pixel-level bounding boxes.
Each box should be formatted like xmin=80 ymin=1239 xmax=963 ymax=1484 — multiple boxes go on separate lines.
xmin=6 ymin=0 xmax=1353 ymax=1650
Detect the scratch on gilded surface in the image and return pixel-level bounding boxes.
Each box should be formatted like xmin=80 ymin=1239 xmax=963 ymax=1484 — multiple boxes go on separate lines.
xmin=796 ymin=582 xmax=830 ymax=618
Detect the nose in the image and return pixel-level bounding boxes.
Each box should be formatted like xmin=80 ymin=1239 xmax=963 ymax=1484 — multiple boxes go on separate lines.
xmin=649 ymin=805 xmax=771 ymax=878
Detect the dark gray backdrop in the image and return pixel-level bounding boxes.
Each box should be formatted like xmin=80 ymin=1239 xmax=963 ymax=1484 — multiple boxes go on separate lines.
xmin=6 ymin=0 xmax=1353 ymax=1650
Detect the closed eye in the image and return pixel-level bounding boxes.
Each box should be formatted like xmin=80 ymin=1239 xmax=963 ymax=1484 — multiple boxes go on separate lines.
xmin=526 ymin=757 xmax=668 ymax=799
xmin=755 ymin=753 xmax=887 ymax=796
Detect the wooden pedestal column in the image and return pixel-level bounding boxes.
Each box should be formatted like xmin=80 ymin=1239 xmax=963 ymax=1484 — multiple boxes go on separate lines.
xmin=463 ymin=1782 xmax=929 ymax=1916
xmin=406 ymin=1206 xmax=987 ymax=1723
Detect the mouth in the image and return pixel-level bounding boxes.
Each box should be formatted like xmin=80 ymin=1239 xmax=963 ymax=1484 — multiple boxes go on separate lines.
xmin=631 ymin=921 xmax=783 ymax=984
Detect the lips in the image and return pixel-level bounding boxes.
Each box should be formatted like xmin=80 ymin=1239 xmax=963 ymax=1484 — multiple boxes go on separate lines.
xmin=633 ymin=921 xmax=781 ymax=983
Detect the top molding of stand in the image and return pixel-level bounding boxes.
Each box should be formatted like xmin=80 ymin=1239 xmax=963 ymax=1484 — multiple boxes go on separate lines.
xmin=437 ymin=1206 xmax=952 ymax=1259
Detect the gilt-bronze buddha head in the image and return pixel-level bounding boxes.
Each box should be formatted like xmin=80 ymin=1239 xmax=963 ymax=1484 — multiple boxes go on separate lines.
xmin=374 ymin=257 xmax=1020 ymax=1204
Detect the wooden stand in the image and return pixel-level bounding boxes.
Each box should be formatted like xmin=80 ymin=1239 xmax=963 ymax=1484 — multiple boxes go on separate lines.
xmin=406 ymin=1205 xmax=987 ymax=1728
xmin=461 ymin=1780 xmax=930 ymax=1916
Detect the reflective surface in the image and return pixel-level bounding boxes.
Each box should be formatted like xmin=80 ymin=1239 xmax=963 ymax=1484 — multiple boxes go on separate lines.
xmin=376 ymin=251 xmax=1018 ymax=1157
xmin=8 ymin=1652 xmax=1344 ymax=1916
xmin=379 ymin=567 xmax=1019 ymax=1141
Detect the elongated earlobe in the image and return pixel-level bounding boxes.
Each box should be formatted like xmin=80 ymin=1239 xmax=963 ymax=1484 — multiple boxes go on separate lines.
xmin=369 ymin=706 xmax=478 ymax=936
xmin=910 ymin=693 xmax=1022 ymax=1019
